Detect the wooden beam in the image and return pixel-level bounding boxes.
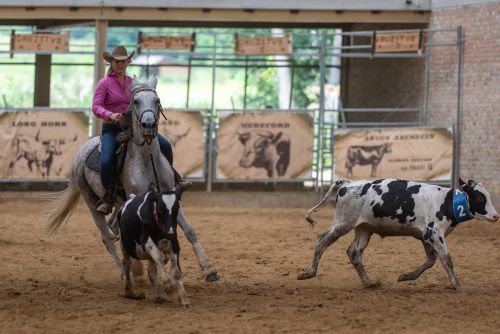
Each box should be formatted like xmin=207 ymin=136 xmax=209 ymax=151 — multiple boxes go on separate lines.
xmin=0 ymin=7 xmax=430 ymax=24
xmin=92 ymin=19 xmax=107 ymax=137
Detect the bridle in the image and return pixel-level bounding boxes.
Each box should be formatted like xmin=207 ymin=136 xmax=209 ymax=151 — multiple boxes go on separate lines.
xmin=128 ymin=88 xmax=167 ymax=146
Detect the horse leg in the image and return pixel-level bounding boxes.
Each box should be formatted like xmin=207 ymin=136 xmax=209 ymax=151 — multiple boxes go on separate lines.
xmin=88 ymin=208 xmax=125 ymax=280
xmin=177 ymin=206 xmax=219 ymax=282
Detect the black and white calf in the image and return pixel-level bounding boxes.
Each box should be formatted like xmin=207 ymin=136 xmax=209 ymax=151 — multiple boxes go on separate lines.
xmin=297 ymin=178 xmax=498 ymax=292
xmin=113 ymin=185 xmax=190 ymax=307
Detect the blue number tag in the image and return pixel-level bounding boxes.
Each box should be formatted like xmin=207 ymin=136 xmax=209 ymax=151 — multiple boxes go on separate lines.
xmin=452 ymin=190 xmax=472 ymax=223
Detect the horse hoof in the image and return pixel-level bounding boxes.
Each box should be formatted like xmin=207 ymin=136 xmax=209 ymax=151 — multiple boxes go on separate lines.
xmin=123 ymin=292 xmax=145 ymax=300
xmin=297 ymin=272 xmax=314 ymax=280
xmin=365 ymin=281 xmax=382 ymax=289
xmin=205 ymin=273 xmax=219 ymax=282
xmin=154 ymin=297 xmax=166 ymax=304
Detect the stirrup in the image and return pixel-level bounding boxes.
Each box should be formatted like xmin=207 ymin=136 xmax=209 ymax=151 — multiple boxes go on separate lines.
xmin=96 ymin=201 xmax=112 ymax=215
xmin=179 ymin=180 xmax=193 ymax=191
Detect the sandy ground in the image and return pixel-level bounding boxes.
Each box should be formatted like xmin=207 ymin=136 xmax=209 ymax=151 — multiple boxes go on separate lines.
xmin=1 ymin=192 xmax=500 ymax=334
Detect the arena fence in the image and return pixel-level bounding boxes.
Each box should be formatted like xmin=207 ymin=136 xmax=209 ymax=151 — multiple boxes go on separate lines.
xmin=1 ymin=107 xmax=454 ymax=192
xmin=0 ymin=27 xmax=463 ymax=191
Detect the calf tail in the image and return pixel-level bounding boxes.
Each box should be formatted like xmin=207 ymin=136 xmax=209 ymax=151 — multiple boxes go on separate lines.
xmin=306 ymin=178 xmax=348 ymax=227
xmin=45 ymin=176 xmax=80 ymax=236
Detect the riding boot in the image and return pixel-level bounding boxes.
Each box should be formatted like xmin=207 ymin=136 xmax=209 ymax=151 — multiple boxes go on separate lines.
xmin=173 ymin=167 xmax=192 ymax=190
xmin=96 ymin=185 xmax=115 ymax=215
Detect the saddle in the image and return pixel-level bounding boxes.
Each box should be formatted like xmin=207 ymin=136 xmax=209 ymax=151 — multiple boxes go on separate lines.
xmin=85 ymin=132 xmax=129 ymax=175
xmin=85 ymin=132 xmax=184 ymax=189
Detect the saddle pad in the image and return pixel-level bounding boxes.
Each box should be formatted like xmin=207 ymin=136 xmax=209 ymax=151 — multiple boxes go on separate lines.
xmin=85 ymin=141 xmax=128 ymax=174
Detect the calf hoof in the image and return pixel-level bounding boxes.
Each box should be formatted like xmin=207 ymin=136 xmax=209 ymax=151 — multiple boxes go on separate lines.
xmin=183 ymin=303 xmax=192 ymax=310
xmin=452 ymin=286 xmax=463 ymax=293
xmin=205 ymin=273 xmax=219 ymax=282
xmin=297 ymin=271 xmax=315 ymax=280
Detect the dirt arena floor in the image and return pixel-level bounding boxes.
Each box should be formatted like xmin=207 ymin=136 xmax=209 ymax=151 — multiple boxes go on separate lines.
xmin=1 ymin=191 xmax=500 ymax=334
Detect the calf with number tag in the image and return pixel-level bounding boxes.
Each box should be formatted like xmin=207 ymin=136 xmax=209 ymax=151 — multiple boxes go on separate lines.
xmin=298 ymin=178 xmax=498 ymax=292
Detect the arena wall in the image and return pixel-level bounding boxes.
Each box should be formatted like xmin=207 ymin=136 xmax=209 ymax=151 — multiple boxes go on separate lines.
xmin=342 ymin=23 xmax=426 ymax=124
xmin=342 ymin=2 xmax=499 ymax=207
xmin=427 ymin=1 xmax=500 ymax=207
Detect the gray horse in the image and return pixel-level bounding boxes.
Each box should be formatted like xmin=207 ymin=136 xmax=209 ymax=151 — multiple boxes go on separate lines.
xmin=45 ymin=76 xmax=218 ymax=282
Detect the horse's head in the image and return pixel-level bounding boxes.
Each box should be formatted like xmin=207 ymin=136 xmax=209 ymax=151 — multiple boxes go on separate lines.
xmin=128 ymin=76 xmax=162 ymax=145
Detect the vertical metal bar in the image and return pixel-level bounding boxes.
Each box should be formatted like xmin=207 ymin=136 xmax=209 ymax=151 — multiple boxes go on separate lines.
xmin=186 ymin=56 xmax=192 ymax=109
xmin=206 ymin=33 xmax=217 ymax=192
xmin=243 ymin=56 xmax=248 ymax=109
xmin=422 ymin=31 xmax=430 ymax=125
xmin=317 ymin=32 xmax=327 ymax=192
xmin=9 ymin=29 xmax=14 ymax=58
xmin=146 ymin=48 xmax=150 ymax=79
xmin=288 ymin=57 xmax=295 ymax=110
xmin=452 ymin=26 xmax=463 ymax=189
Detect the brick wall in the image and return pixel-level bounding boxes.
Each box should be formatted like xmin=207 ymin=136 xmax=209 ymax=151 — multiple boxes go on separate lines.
xmin=427 ymin=2 xmax=500 ymax=206
xmin=342 ymin=23 xmax=426 ymax=123
xmin=341 ymin=4 xmax=499 ymax=207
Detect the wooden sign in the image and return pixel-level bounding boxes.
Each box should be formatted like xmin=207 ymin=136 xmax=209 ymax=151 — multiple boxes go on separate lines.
xmin=374 ymin=31 xmax=420 ymax=53
xmin=216 ymin=111 xmax=313 ymax=180
xmin=11 ymin=32 xmax=69 ymax=52
xmin=139 ymin=34 xmax=194 ymax=50
xmin=333 ymin=127 xmax=452 ymax=181
xmin=235 ymin=34 xmax=292 ymax=55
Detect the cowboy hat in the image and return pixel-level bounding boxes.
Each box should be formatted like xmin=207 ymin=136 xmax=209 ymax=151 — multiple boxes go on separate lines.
xmin=103 ymin=45 xmax=135 ymax=63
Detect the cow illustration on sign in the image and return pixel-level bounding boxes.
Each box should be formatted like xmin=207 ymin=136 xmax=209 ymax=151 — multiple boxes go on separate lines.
xmin=238 ymin=130 xmax=290 ymax=178
xmin=8 ymin=128 xmax=77 ymax=178
xmin=168 ymin=127 xmax=191 ymax=147
xmin=345 ymin=142 xmax=392 ymax=178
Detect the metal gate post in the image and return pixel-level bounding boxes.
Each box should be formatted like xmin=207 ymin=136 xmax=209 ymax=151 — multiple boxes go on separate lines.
xmin=452 ymin=26 xmax=464 ymax=189
xmin=422 ymin=31 xmax=430 ymax=126
xmin=206 ymin=33 xmax=217 ymax=192
xmin=317 ymin=32 xmax=327 ymax=193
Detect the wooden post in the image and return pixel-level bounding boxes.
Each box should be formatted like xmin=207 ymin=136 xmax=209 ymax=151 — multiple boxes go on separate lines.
xmin=34 ymin=26 xmax=51 ymax=107
xmin=92 ymin=19 xmax=108 ymax=137
xmin=34 ymin=54 xmax=52 ymax=107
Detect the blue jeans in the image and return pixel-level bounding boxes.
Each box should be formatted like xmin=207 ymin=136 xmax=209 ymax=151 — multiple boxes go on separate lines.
xmin=100 ymin=123 xmax=173 ymax=188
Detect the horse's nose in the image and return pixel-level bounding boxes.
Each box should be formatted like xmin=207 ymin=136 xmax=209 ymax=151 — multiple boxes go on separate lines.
xmin=141 ymin=119 xmax=155 ymax=128
xmin=141 ymin=111 xmax=156 ymax=128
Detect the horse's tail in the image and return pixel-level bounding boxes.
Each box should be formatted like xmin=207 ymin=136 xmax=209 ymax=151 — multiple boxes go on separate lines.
xmin=305 ymin=178 xmax=349 ymax=227
xmin=45 ymin=176 xmax=80 ymax=236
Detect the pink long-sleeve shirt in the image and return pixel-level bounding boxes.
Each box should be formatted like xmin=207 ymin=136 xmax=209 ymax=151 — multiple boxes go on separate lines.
xmin=92 ymin=71 xmax=133 ymax=121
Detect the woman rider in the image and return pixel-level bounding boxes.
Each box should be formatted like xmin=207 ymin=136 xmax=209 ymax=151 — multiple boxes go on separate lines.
xmin=92 ymin=45 xmax=175 ymax=215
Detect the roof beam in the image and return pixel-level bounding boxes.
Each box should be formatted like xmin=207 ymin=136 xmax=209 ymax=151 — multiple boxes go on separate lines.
xmin=0 ymin=7 xmax=430 ymax=25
